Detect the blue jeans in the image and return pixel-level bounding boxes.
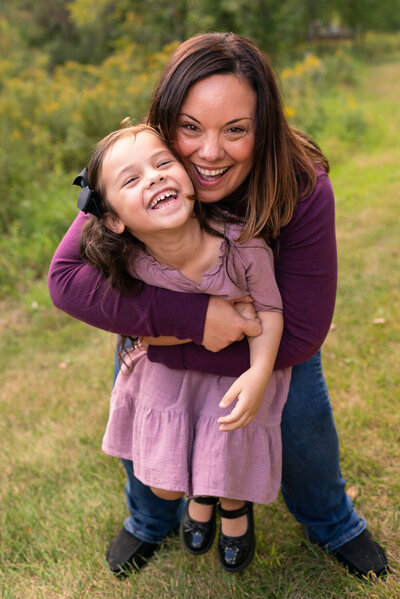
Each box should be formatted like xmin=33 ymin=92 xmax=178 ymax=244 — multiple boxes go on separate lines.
xmin=113 ymin=350 xmax=365 ymax=549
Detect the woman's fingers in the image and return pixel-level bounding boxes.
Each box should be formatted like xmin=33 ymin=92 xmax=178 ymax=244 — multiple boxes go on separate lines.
xmin=203 ymin=296 xmax=260 ymax=351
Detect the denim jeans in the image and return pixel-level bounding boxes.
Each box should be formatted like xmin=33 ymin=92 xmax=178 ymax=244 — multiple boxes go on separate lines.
xmin=113 ymin=350 xmax=365 ymax=549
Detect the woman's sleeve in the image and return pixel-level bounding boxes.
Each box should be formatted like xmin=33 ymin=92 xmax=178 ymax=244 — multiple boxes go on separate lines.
xmin=273 ymin=170 xmax=337 ymax=369
xmin=48 ymin=211 xmax=208 ymax=342
xmin=149 ymin=170 xmax=337 ymax=374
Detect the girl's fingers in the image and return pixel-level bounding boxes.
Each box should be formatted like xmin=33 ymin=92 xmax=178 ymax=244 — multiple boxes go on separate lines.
xmin=219 ymin=387 xmax=239 ymax=408
xmin=232 ymin=295 xmax=253 ymax=304
xmin=217 ymin=406 xmax=249 ymax=425
xmin=218 ymin=412 xmax=249 ymax=431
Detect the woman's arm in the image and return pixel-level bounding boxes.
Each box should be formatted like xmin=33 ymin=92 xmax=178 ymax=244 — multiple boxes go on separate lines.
xmin=149 ymin=169 xmax=337 ymax=372
xmin=49 ymin=212 xmax=260 ymax=346
xmin=48 ymin=211 xmax=207 ymax=342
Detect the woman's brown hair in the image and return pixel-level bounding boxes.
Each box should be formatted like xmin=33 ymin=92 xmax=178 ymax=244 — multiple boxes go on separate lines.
xmin=147 ymin=32 xmax=329 ymax=244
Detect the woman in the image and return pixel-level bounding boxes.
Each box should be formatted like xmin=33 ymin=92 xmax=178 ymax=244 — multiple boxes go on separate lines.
xmin=49 ymin=33 xmax=388 ymax=578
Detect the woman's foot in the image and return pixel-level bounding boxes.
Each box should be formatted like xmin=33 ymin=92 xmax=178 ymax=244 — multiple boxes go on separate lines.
xmin=180 ymin=496 xmax=219 ymax=555
xmin=217 ymin=501 xmax=255 ymax=572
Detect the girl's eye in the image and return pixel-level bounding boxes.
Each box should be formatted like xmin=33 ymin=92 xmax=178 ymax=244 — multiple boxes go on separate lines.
xmin=158 ymin=159 xmax=173 ymax=168
xmin=123 ymin=177 xmax=138 ymax=187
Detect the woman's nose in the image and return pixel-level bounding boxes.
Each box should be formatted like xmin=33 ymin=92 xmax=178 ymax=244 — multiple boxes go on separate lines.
xmin=197 ymin=133 xmax=225 ymax=162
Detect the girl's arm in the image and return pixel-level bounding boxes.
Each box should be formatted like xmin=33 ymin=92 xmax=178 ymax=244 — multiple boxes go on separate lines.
xmin=217 ymin=311 xmax=283 ymax=431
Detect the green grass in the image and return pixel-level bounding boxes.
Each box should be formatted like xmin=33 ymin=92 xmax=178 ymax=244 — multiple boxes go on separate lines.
xmin=1 ymin=58 xmax=399 ymax=598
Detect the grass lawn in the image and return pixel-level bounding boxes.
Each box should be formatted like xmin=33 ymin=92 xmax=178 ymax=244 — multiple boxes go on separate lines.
xmin=0 ymin=58 xmax=399 ymax=598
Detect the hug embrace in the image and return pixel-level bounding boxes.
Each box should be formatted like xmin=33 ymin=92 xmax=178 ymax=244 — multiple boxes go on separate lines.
xmin=49 ymin=32 xmax=388 ymax=578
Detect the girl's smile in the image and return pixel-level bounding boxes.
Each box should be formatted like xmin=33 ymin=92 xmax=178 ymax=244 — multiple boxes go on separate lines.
xmin=100 ymin=131 xmax=195 ymax=241
xmin=175 ymin=74 xmax=257 ymax=203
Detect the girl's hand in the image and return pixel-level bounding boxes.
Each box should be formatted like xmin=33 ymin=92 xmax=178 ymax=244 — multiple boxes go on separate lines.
xmin=217 ymin=368 xmax=270 ymax=431
xmin=233 ymin=299 xmax=260 ymax=321
xmin=202 ymin=296 xmax=262 ymax=352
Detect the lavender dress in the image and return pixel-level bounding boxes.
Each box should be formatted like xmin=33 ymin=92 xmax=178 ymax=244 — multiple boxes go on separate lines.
xmin=102 ymin=224 xmax=291 ymax=504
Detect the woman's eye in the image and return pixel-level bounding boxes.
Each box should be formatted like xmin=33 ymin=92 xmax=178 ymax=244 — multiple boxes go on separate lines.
xmin=180 ymin=123 xmax=199 ymax=133
xmin=227 ymin=127 xmax=245 ymax=135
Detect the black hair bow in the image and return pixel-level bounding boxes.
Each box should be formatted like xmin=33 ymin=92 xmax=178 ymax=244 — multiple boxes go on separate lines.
xmin=73 ymin=167 xmax=103 ymax=217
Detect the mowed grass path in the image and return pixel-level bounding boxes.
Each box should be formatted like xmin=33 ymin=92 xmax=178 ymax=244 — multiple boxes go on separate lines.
xmin=0 ymin=59 xmax=399 ymax=598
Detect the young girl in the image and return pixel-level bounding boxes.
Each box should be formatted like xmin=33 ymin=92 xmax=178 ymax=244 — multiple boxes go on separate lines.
xmin=75 ymin=123 xmax=291 ymax=572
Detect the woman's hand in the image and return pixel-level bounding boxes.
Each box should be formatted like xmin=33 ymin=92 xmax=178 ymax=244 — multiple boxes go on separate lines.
xmin=202 ymin=296 xmax=262 ymax=352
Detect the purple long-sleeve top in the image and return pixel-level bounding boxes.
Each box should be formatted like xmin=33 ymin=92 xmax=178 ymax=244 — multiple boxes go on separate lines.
xmin=48 ymin=168 xmax=337 ymax=376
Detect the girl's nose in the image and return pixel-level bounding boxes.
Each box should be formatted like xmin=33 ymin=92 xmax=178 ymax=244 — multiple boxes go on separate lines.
xmin=197 ymin=133 xmax=225 ymax=162
xmin=148 ymin=171 xmax=165 ymax=186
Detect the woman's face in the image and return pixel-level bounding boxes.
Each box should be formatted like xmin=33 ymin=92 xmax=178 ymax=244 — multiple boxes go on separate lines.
xmin=174 ymin=74 xmax=257 ymax=203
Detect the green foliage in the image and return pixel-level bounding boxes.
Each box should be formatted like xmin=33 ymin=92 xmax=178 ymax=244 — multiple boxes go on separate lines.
xmin=279 ymin=49 xmax=369 ymax=147
xmin=334 ymin=0 xmax=400 ymax=33
xmin=1 ymin=0 xmax=400 ymax=299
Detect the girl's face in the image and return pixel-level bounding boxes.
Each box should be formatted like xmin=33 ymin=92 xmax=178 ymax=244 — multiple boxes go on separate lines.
xmin=100 ymin=131 xmax=195 ymax=242
xmin=174 ymin=74 xmax=257 ymax=204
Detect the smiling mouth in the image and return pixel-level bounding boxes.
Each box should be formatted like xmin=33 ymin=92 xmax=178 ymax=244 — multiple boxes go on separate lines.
xmin=149 ymin=190 xmax=178 ymax=210
xmin=194 ymin=165 xmax=230 ymax=181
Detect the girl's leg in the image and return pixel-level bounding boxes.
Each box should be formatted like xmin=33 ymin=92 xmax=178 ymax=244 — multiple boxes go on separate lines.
xmin=150 ymin=487 xmax=185 ymax=501
xmin=121 ymin=459 xmax=184 ymax=543
xmin=219 ymin=498 xmax=247 ymax=536
xmin=217 ymin=500 xmax=255 ymax=572
xmin=187 ymin=498 xmax=247 ymax=536
xmin=180 ymin=496 xmax=218 ymax=555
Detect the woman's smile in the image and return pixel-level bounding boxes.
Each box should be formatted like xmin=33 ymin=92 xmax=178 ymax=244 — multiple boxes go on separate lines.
xmin=175 ymin=74 xmax=257 ymax=203
xmin=193 ymin=164 xmax=232 ymax=185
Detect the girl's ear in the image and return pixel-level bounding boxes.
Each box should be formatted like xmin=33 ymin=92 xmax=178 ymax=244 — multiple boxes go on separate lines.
xmin=103 ymin=213 xmax=125 ymax=234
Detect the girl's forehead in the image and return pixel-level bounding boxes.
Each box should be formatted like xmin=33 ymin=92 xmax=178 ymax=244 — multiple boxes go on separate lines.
xmin=110 ymin=130 xmax=167 ymax=154
xmin=101 ymin=130 xmax=171 ymax=180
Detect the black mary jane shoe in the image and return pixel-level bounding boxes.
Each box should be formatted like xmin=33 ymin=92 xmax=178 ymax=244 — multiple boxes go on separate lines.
xmin=217 ymin=501 xmax=255 ymax=572
xmin=180 ymin=496 xmax=219 ymax=555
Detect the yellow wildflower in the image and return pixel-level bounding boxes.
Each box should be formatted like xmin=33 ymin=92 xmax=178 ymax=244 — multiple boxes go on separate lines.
xmin=285 ymin=106 xmax=296 ymax=118
xmin=10 ymin=129 xmax=22 ymax=140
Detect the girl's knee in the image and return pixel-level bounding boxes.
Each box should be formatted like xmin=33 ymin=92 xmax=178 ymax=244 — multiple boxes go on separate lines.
xmin=151 ymin=487 xmax=185 ymax=500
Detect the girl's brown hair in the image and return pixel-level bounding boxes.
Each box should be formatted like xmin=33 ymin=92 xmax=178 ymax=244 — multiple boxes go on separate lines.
xmin=79 ymin=124 xmax=160 ymax=295
xmin=147 ymin=32 xmax=329 ymax=244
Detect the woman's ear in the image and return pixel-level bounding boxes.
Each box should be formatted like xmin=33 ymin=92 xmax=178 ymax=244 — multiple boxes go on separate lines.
xmin=103 ymin=213 xmax=125 ymax=234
